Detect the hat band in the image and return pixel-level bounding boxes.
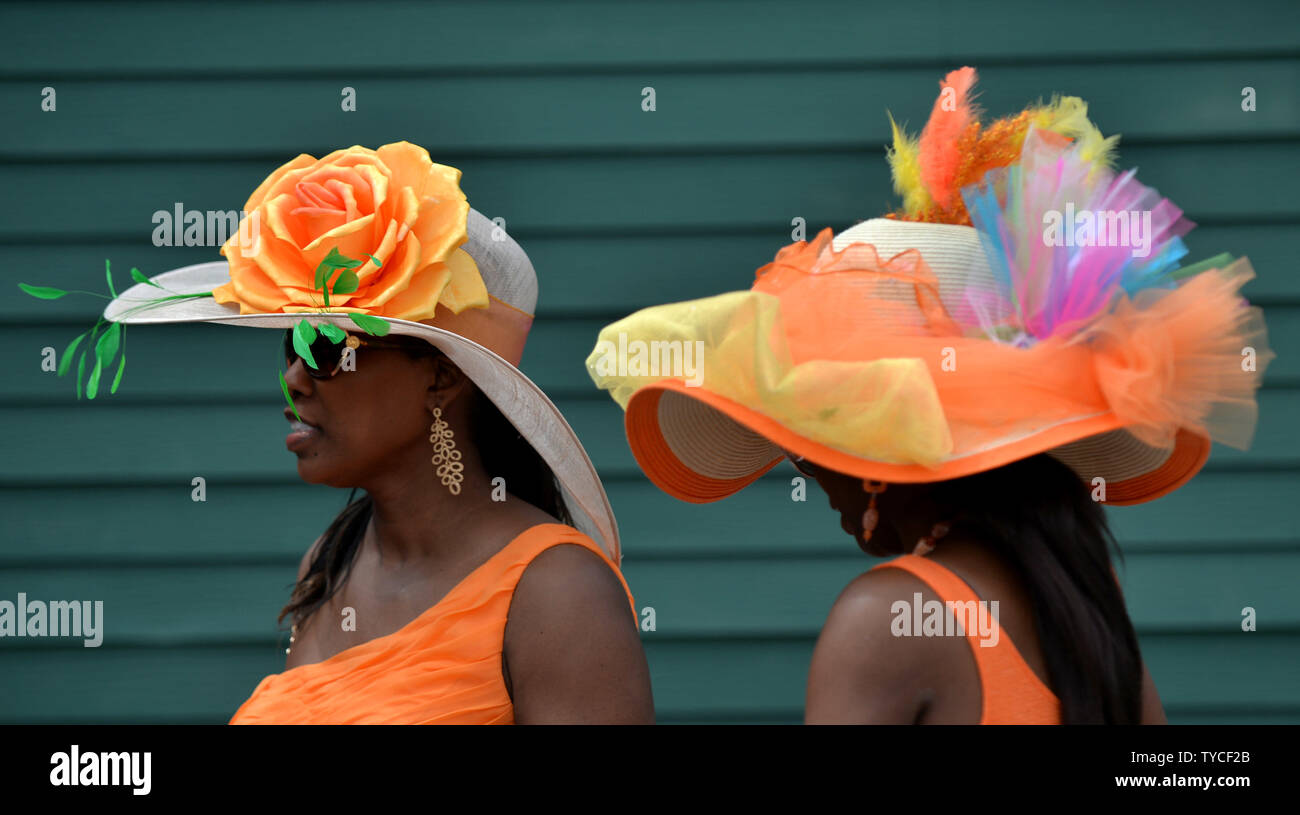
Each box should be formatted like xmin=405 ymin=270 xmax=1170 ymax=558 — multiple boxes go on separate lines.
xmin=421 ymin=295 xmax=534 ymax=367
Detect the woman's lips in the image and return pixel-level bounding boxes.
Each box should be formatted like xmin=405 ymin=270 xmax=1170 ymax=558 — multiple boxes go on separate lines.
xmin=286 ymin=419 xmax=322 ymax=452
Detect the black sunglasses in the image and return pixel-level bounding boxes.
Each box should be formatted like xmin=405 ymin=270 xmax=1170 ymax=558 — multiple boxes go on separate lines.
xmin=282 ymin=328 xmax=433 ymax=379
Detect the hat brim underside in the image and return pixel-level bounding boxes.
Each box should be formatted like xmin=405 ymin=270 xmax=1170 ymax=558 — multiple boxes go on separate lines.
xmin=103 ymin=262 xmax=621 ymax=561
xmin=626 ymin=378 xmax=1210 ymax=507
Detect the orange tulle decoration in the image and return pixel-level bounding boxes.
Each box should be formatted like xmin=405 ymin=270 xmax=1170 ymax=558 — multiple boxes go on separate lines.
xmin=590 ymin=227 xmax=1271 ymax=469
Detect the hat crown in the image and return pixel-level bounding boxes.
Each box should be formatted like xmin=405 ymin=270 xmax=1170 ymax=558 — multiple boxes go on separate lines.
xmin=463 ymin=209 xmax=538 ymax=316
xmin=829 ymin=218 xmax=996 ymax=335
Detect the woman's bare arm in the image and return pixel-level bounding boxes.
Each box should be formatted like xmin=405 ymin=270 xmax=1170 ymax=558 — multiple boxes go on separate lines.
xmin=504 ymin=544 xmax=655 ymax=724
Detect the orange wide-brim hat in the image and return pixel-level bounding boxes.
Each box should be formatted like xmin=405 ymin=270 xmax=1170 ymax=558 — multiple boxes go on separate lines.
xmin=587 ymin=68 xmax=1273 ymax=507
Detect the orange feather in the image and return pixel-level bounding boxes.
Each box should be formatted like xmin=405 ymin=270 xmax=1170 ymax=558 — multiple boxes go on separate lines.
xmin=918 ymin=66 xmax=979 ymax=212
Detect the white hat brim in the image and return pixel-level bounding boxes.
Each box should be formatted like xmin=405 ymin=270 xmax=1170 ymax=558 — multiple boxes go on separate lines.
xmin=104 ymin=261 xmax=621 ymax=562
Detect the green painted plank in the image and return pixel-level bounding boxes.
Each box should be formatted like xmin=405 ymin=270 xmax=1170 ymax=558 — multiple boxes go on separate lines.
xmin=0 ymin=634 xmax=1295 ymax=722
xmin=1 ymin=551 xmax=1294 ymax=643
xmin=1141 ymin=634 xmax=1300 ymax=714
xmin=0 ymin=645 xmax=285 ymax=723
xmin=0 ymin=482 xmax=348 ymax=562
xmin=1 ymin=144 xmax=1296 ymax=242
xmin=2 ymin=389 xmax=1297 ymax=484
xmin=6 ymin=61 xmax=1298 ymax=158
xmin=1 ymin=0 xmax=1295 ymax=731
xmin=1 ymin=470 xmax=1295 ymax=566
xmin=5 ymin=1 xmax=1297 ymax=76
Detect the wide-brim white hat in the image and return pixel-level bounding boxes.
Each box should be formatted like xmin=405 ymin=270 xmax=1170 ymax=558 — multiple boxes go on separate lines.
xmin=104 ymin=208 xmax=621 ymax=562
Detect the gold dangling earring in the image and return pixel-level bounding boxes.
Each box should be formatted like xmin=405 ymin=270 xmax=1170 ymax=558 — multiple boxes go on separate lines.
xmin=860 ymin=480 xmax=888 ymax=541
xmin=430 ymin=406 xmax=463 ymax=495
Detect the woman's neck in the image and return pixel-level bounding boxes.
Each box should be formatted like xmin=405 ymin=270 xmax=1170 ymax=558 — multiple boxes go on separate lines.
xmin=360 ymin=449 xmax=498 ymax=564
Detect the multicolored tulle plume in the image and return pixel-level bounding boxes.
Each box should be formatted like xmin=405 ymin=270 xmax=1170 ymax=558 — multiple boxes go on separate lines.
xmin=959 ymin=127 xmax=1195 ymax=346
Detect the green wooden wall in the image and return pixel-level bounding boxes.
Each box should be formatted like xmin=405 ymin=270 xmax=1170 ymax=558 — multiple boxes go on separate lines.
xmin=1 ymin=0 xmax=1297 ymax=723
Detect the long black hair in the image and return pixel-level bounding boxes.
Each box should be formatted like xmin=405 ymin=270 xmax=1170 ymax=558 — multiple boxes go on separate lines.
xmin=927 ymin=453 xmax=1143 ymax=724
xmin=278 ymin=339 xmax=573 ymax=633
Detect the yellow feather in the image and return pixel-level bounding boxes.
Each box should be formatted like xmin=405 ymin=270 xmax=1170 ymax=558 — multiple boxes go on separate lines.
xmin=885 ymin=111 xmax=932 ymax=215
xmin=1035 ymin=95 xmax=1121 ymax=179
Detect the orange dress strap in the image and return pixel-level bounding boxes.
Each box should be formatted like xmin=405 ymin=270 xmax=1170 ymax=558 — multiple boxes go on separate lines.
xmin=871 ymin=554 xmax=1061 ymax=725
xmin=229 ymin=523 xmax=635 ymax=724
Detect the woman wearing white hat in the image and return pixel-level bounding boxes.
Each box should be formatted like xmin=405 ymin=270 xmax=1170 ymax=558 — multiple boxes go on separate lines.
xmin=25 ymin=142 xmax=654 ymax=724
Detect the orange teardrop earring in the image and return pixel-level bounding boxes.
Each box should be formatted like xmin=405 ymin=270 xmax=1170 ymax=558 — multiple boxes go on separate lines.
xmin=913 ymin=521 xmax=951 ymax=556
xmin=860 ymin=480 xmax=888 ymax=541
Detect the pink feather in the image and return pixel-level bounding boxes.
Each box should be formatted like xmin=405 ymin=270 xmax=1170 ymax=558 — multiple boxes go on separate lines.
xmin=919 ymin=66 xmax=978 ymax=211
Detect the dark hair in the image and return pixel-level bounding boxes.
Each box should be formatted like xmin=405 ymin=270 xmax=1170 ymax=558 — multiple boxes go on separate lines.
xmin=278 ymin=340 xmax=573 ymax=633
xmin=928 ymin=453 xmax=1142 ymax=724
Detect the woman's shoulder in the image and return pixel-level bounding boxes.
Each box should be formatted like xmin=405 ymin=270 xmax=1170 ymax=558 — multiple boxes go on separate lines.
xmin=494 ymin=505 xmax=635 ymax=624
xmin=806 ymin=562 xmax=978 ymax=721
xmin=500 ymin=521 xmax=647 ymax=722
xmin=505 ymin=521 xmax=627 ymax=601
xmin=824 ymin=564 xmax=942 ymax=646
xmin=486 ymin=498 xmax=619 ymax=572
xmin=814 ymin=565 xmax=957 ymax=675
xmin=495 ymin=514 xmax=652 ymax=722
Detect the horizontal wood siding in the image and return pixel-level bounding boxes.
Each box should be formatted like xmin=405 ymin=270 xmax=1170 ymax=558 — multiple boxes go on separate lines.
xmin=1 ymin=0 xmax=1296 ymax=723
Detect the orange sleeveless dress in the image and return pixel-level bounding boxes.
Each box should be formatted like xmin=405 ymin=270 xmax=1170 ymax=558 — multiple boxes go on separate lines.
xmin=871 ymin=554 xmax=1061 ymax=724
xmin=229 ymin=523 xmax=636 ymax=724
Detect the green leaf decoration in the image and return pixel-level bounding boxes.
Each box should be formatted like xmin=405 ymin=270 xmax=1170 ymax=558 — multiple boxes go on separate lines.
xmin=84 ymin=320 xmax=113 ymax=400
xmin=57 ymin=331 xmax=88 ymax=377
xmin=76 ymin=348 xmax=86 ymax=400
xmin=349 ymin=312 xmax=390 ymax=336
xmin=95 ymin=321 xmax=122 ymax=370
xmin=314 ymin=247 xmax=363 ymax=287
xmin=27 ymin=262 xmax=150 ymax=399
xmin=363 ymin=253 xmax=382 ymax=268
xmin=77 ymin=318 xmax=105 ymax=399
xmin=110 ymin=345 xmax=126 ymax=394
xmin=280 ymin=370 xmax=302 ymax=422
xmin=89 ymin=322 xmax=124 ymax=400
xmin=130 ymin=267 xmax=162 ymax=288
xmin=292 ymin=319 xmax=319 ymax=369
xmin=331 ymin=269 xmax=359 ymax=295
xmin=87 ymin=352 xmax=104 ymax=399
xmin=314 ymin=251 xmax=339 ymax=289
xmin=318 ymin=322 xmax=347 ymax=343
xmin=18 ymin=283 xmax=67 ymax=299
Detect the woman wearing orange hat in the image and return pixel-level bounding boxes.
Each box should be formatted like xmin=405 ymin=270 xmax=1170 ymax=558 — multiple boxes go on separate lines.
xmin=587 ymin=68 xmax=1271 ymax=724
xmin=24 ymin=142 xmax=654 ymax=724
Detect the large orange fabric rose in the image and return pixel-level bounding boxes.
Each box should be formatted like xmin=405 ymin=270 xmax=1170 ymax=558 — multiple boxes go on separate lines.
xmin=212 ymin=141 xmax=487 ymax=321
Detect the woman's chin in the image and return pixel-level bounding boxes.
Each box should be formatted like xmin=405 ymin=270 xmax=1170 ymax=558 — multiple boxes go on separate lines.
xmin=294 ymin=458 xmax=337 ymax=486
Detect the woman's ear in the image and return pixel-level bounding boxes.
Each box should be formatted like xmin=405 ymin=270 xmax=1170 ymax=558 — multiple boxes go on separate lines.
xmin=425 ymin=354 xmax=472 ymax=415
